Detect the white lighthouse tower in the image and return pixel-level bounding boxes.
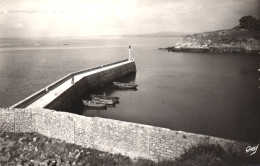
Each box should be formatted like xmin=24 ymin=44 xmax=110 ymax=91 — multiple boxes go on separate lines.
xmin=128 ymin=45 xmax=132 ymax=61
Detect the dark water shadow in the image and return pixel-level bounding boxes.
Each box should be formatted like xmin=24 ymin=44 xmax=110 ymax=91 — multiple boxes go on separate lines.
xmin=239 ymin=69 xmax=256 ymax=76
xmin=113 ymin=88 xmax=138 ymax=92
xmin=82 ymin=108 xmax=107 ymax=118
xmin=83 ymin=105 xmax=107 ymax=110
xmin=115 ymin=73 xmax=137 ymax=84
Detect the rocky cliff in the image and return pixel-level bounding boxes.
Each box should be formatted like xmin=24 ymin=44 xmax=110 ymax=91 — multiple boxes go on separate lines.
xmin=163 ymin=29 xmax=260 ymax=54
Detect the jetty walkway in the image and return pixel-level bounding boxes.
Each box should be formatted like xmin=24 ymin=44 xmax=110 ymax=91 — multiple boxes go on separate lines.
xmin=11 ymin=59 xmax=136 ymax=110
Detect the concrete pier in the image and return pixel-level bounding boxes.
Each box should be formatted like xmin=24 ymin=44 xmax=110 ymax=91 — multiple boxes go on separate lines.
xmin=11 ymin=59 xmax=136 ymax=110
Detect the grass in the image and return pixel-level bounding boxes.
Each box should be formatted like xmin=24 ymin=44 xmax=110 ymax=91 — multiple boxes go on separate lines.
xmin=135 ymin=143 xmax=260 ymax=166
xmin=1 ymin=132 xmax=260 ymax=166
xmin=0 ymin=132 xmax=132 ymax=165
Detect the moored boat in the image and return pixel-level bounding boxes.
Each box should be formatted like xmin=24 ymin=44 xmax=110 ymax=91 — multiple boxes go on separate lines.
xmin=91 ymin=95 xmax=119 ymax=103
xmin=82 ymin=100 xmax=106 ymax=108
xmin=92 ymin=99 xmax=115 ymax=106
xmin=113 ymin=82 xmax=138 ymax=89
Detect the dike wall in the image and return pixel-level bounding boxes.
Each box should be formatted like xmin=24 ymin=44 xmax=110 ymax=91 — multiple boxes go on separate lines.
xmin=11 ymin=59 xmax=136 ymax=111
xmin=45 ymin=60 xmax=136 ymax=111
xmin=0 ymin=108 xmax=247 ymax=161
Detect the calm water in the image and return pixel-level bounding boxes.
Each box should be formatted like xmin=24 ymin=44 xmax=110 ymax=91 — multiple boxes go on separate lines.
xmin=0 ymin=37 xmax=259 ymax=143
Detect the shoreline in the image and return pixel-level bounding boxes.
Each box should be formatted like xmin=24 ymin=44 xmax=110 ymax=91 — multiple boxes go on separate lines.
xmin=160 ymin=28 xmax=260 ymax=55
xmin=159 ymin=46 xmax=260 ymax=55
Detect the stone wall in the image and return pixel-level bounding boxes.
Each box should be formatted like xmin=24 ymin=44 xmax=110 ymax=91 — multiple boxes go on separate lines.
xmin=0 ymin=108 xmax=247 ymax=161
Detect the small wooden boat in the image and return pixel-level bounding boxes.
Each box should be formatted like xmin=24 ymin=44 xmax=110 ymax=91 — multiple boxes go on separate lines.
xmin=82 ymin=100 xmax=106 ymax=108
xmin=92 ymin=99 xmax=115 ymax=106
xmin=91 ymin=95 xmax=119 ymax=102
xmin=92 ymin=97 xmax=115 ymax=105
xmin=113 ymin=82 xmax=138 ymax=89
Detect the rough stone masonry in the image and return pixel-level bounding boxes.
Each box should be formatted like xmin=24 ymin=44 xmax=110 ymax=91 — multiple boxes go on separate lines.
xmin=0 ymin=108 xmax=248 ymax=161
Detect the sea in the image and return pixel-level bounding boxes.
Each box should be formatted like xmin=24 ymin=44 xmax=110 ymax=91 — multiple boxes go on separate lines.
xmin=0 ymin=36 xmax=259 ymax=143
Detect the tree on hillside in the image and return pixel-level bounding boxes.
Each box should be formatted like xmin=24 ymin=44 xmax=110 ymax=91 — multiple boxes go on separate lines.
xmin=239 ymin=15 xmax=258 ymax=30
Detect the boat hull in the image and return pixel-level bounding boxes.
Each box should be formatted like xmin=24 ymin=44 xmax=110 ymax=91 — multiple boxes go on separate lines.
xmin=82 ymin=100 xmax=106 ymax=108
xmin=91 ymin=95 xmax=119 ymax=102
xmin=92 ymin=99 xmax=115 ymax=106
xmin=113 ymin=82 xmax=138 ymax=89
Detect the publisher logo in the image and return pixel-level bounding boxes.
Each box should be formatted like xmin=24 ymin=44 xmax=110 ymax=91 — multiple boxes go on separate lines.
xmin=246 ymin=144 xmax=259 ymax=156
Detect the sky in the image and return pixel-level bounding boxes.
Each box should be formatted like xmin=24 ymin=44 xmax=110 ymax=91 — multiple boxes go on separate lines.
xmin=0 ymin=0 xmax=259 ymax=37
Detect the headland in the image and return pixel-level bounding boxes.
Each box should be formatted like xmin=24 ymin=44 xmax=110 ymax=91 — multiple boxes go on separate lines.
xmin=160 ymin=16 xmax=260 ymax=55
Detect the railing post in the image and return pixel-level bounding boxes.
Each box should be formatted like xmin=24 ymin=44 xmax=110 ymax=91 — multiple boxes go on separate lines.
xmin=71 ymin=76 xmax=74 ymax=85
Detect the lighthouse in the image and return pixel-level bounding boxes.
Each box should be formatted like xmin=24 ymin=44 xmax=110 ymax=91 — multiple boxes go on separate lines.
xmin=128 ymin=45 xmax=132 ymax=61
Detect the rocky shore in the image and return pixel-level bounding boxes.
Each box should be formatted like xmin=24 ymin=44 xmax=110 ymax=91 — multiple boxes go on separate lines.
xmin=161 ymin=29 xmax=260 ymax=55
